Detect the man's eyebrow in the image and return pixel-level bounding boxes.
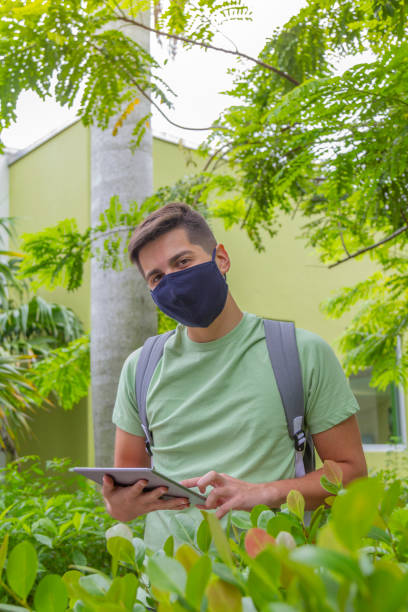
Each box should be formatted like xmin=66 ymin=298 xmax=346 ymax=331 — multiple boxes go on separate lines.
xmin=146 ymin=250 xmax=194 ymax=281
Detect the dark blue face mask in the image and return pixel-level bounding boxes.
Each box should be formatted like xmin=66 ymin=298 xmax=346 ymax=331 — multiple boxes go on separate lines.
xmin=151 ymin=249 xmax=228 ymax=327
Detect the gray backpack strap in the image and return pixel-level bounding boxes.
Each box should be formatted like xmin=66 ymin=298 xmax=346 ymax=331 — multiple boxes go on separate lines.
xmin=263 ymin=319 xmax=314 ymax=477
xmin=135 ymin=330 xmax=175 ymax=457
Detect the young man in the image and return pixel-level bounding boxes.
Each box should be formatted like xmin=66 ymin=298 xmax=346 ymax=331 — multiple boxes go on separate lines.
xmin=103 ymin=203 xmax=367 ymax=550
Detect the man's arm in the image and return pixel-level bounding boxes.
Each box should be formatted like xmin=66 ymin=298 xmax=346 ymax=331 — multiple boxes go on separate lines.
xmin=181 ymin=415 xmax=367 ymax=518
xmin=102 ymin=427 xmax=190 ymax=522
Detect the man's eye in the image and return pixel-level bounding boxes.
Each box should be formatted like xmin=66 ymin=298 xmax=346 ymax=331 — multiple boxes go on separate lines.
xmin=152 ymin=274 xmax=163 ymax=286
xmin=178 ymin=258 xmax=190 ymax=266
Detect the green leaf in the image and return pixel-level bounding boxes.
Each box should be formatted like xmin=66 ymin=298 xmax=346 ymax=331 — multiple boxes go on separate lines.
xmin=34 ymin=575 xmax=68 ymax=612
xmin=0 ymin=535 xmax=9 ymax=579
xmin=307 ymin=505 xmax=326 ymax=542
xmin=169 ymin=512 xmax=196 ymax=547
xmin=185 ymin=555 xmax=212 ymax=608
xmin=204 ymin=511 xmax=234 ymax=567
xmin=212 ymin=562 xmax=245 ymax=592
xmin=132 ymin=537 xmax=145 ymax=568
xmin=175 ymin=544 xmax=200 ymax=571
xmin=79 ymin=573 xmax=112 ymax=597
xmin=291 ymin=546 xmax=364 ymax=585
xmin=206 ymin=578 xmax=242 ymax=612
xmin=247 ymin=551 xmax=281 ymax=609
xmin=250 ymin=505 xmax=271 ymax=527
xmin=231 ymin=510 xmax=252 ymax=530
xmin=320 ymin=476 xmax=341 ymax=495
xmin=196 ymin=518 xmax=211 ymax=553
xmin=106 ymin=574 xmax=138 ymax=607
xmin=286 ymin=490 xmax=305 ymax=522
xmin=163 ymin=535 xmax=174 ymax=557
xmin=367 ymin=526 xmax=393 ymax=546
xmin=6 ymin=540 xmax=38 ymax=600
xmin=107 ymin=536 xmax=136 ymax=566
xmin=381 ymin=481 xmax=401 ymax=520
xmin=267 ymin=514 xmax=298 ymax=537
xmin=147 ymin=555 xmax=187 ymax=595
xmin=61 ymin=570 xmax=83 ymax=600
xmin=257 ymin=510 xmax=275 ymax=530
xmin=33 ymin=534 xmax=53 ymax=548
xmin=106 ymin=523 xmax=133 ymax=542
xmin=331 ymin=477 xmax=384 ymax=550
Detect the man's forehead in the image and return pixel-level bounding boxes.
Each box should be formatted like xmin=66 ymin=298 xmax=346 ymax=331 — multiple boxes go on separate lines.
xmin=138 ymin=228 xmax=204 ymax=275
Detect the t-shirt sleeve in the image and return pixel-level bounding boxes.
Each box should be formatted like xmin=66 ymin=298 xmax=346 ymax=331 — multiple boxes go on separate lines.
xmin=296 ymin=329 xmax=360 ymax=435
xmin=112 ymin=348 xmax=144 ymax=437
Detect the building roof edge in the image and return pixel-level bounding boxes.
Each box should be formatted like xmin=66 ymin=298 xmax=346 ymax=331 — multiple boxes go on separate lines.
xmin=7 ymin=121 xmax=199 ymax=165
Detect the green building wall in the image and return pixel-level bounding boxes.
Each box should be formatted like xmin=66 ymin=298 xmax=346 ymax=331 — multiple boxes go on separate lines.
xmin=8 ymin=121 xmax=408 ymax=473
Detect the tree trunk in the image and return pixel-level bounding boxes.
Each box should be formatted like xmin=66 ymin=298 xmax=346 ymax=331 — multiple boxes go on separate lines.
xmin=90 ymin=11 xmax=156 ymax=466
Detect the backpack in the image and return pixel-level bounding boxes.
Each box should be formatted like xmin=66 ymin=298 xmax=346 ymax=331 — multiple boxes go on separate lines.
xmin=135 ymin=319 xmax=315 ymax=478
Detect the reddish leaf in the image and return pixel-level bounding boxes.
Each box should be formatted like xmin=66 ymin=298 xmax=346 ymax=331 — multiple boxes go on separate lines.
xmin=244 ymin=528 xmax=276 ymax=558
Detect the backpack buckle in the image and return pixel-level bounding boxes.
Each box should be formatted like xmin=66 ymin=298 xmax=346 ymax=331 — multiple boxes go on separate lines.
xmin=145 ymin=439 xmax=153 ymax=457
xmin=294 ymin=429 xmax=306 ymax=452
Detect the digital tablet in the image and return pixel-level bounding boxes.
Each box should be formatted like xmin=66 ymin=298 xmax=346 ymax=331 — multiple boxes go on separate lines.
xmin=71 ymin=467 xmax=207 ymax=505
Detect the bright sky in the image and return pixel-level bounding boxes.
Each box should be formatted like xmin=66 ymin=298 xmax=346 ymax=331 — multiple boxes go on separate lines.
xmin=1 ymin=1 xmax=307 ymax=150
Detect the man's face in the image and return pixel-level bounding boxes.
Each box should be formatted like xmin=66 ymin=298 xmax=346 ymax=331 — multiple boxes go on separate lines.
xmin=139 ymin=228 xmax=216 ymax=291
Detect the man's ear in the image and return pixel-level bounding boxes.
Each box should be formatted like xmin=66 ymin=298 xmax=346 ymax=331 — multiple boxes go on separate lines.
xmin=215 ymin=244 xmax=230 ymax=275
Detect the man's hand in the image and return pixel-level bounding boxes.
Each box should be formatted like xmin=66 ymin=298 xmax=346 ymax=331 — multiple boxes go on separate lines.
xmin=181 ymin=471 xmax=276 ymax=519
xmin=103 ymin=475 xmax=190 ymax=522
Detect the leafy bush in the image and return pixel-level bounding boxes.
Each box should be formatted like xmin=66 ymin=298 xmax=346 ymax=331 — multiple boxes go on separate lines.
xmin=1 ymin=460 xmax=408 ymax=611
xmin=0 ymin=456 xmax=144 ymax=605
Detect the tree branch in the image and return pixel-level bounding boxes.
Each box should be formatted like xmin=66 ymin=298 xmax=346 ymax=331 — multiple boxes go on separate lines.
xmin=329 ymin=224 xmax=408 ymax=268
xmin=115 ymin=13 xmax=300 ymax=86
xmin=88 ymin=40 xmax=229 ymax=133
xmin=134 ymin=82 xmax=231 ymax=132
xmin=337 ymin=221 xmax=350 ymax=257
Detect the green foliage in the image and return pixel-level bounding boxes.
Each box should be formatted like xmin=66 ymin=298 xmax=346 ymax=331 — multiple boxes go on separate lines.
xmin=0 ymin=295 xmax=83 ymax=356
xmin=321 ymin=270 xmax=408 ymax=390
xmin=29 ymin=336 xmax=90 ymax=411
xmin=0 ymin=0 xmax=170 ymax=141
xmin=19 ymin=197 xmax=158 ymax=291
xmin=4 ymin=0 xmax=408 ymax=393
xmin=1 ymin=461 xmax=407 ymax=611
xmin=0 ymin=218 xmax=88 ymax=457
xmin=0 ymin=353 xmax=48 ymax=459
xmin=0 ymin=456 xmax=144 ymax=606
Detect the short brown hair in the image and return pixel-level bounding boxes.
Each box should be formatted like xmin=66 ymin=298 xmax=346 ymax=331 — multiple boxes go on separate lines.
xmin=128 ymin=203 xmax=217 ymax=274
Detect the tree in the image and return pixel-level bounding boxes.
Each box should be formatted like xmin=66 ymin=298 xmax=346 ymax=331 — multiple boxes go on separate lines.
xmin=2 ymin=0 xmax=407 ymax=399
xmin=1 ymin=0 xmax=254 ymax=463
xmin=198 ymin=0 xmax=408 ymax=390
xmin=89 ymin=10 xmax=157 ymax=466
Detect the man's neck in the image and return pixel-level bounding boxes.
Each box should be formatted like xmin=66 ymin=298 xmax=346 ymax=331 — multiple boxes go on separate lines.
xmin=186 ymin=294 xmax=243 ymax=343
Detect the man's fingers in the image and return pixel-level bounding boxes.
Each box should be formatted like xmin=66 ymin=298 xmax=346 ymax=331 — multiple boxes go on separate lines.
xmin=128 ymin=479 xmax=148 ymax=497
xmin=180 ymin=477 xmax=200 ymax=488
xmin=216 ymin=498 xmax=237 ymax=519
xmin=160 ymin=497 xmax=190 ymax=511
xmin=196 ymin=471 xmax=225 ymax=493
xmin=181 ymin=471 xmax=226 ymax=493
xmin=204 ymin=486 xmax=230 ymax=509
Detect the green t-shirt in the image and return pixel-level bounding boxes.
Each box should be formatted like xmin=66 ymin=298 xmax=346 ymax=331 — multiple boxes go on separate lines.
xmin=112 ymin=313 xmax=359 ymax=549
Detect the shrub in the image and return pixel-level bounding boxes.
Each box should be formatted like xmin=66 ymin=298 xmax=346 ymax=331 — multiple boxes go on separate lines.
xmin=1 ymin=460 xmax=408 ymax=611
xmin=0 ymin=455 xmax=144 ymax=605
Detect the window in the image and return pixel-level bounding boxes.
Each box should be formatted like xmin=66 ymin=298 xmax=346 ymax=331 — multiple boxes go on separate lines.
xmin=349 ymin=368 xmax=406 ymax=448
